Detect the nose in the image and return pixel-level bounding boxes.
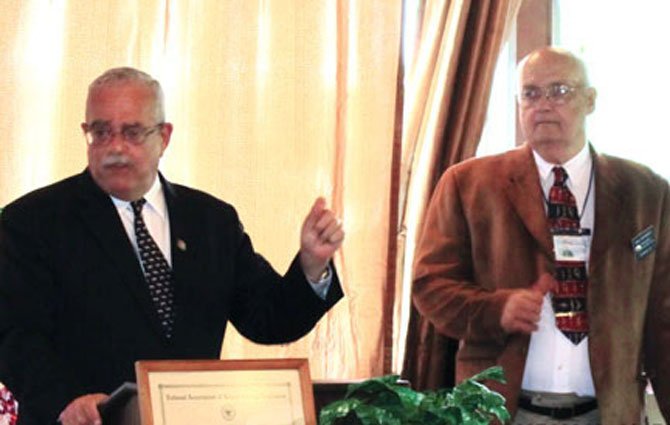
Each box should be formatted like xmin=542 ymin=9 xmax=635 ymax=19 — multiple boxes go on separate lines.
xmin=107 ymin=131 xmax=126 ymax=151
xmin=533 ymin=94 xmax=554 ymax=111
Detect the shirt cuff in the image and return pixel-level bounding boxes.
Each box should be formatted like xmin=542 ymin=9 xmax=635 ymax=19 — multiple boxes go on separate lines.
xmin=306 ymin=265 xmax=332 ymax=300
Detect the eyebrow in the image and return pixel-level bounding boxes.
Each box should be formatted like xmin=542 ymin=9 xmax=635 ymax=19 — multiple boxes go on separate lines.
xmin=89 ymin=120 xmax=144 ymax=128
xmin=522 ymin=80 xmax=580 ymax=87
xmin=88 ymin=120 xmax=111 ymax=127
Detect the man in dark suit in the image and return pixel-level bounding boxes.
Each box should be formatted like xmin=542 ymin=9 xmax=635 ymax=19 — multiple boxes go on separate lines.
xmin=0 ymin=67 xmax=344 ymax=425
xmin=413 ymin=47 xmax=669 ymax=423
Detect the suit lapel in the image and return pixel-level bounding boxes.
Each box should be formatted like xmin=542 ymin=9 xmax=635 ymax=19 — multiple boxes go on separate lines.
xmin=589 ymin=150 xmax=625 ymax=277
xmin=503 ymin=144 xmax=554 ymax=258
xmin=74 ymin=170 xmax=171 ymax=337
xmin=161 ymin=176 xmax=200 ymax=339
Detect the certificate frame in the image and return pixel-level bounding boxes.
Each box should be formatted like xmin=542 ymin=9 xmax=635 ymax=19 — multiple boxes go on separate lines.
xmin=135 ymin=358 xmax=316 ymax=425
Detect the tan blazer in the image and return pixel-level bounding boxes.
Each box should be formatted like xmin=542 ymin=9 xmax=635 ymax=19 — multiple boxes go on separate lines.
xmin=413 ymin=144 xmax=670 ymax=423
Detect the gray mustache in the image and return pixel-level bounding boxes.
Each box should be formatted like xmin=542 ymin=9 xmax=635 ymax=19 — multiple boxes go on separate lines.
xmin=102 ymin=154 xmax=131 ymax=167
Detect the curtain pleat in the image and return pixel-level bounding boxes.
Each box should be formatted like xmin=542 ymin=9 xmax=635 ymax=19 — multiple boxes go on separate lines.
xmin=399 ymin=0 xmax=522 ymax=390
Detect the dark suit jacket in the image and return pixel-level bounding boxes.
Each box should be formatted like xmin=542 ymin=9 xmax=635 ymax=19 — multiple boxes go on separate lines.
xmin=413 ymin=144 xmax=670 ymax=423
xmin=0 ymin=170 xmax=343 ymax=424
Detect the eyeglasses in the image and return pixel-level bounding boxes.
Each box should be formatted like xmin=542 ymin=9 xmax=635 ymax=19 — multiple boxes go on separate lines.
xmin=83 ymin=122 xmax=164 ymax=146
xmin=518 ymin=83 xmax=583 ymax=106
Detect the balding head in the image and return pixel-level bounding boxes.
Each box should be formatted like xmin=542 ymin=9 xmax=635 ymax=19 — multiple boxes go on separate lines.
xmin=516 ymin=47 xmax=597 ymax=164
xmin=517 ymin=47 xmax=590 ymax=91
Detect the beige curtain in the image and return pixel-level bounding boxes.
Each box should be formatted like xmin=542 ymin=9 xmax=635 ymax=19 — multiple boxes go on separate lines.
xmin=396 ymin=0 xmax=522 ymax=389
xmin=0 ymin=1 xmax=401 ymax=380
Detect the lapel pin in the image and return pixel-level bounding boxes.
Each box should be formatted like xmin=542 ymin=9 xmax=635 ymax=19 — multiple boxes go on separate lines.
xmin=177 ymin=239 xmax=187 ymax=251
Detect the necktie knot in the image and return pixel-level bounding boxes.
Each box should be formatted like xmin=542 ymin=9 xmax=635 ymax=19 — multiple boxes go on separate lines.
xmin=131 ymin=198 xmax=147 ymax=216
xmin=552 ymin=166 xmax=569 ymax=187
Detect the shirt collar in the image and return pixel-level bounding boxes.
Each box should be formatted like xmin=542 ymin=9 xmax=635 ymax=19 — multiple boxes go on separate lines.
xmin=532 ymin=142 xmax=592 ymax=185
xmin=110 ymin=175 xmax=167 ymax=219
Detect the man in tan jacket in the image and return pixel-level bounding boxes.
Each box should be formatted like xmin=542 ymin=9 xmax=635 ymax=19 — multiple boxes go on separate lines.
xmin=413 ymin=47 xmax=669 ymax=424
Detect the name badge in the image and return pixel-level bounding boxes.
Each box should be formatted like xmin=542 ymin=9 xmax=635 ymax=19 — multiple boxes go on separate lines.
xmin=631 ymin=226 xmax=656 ymax=261
xmin=553 ymin=230 xmax=590 ymax=262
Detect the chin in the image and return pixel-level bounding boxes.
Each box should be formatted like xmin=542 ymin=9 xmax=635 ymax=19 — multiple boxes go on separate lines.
xmin=530 ymin=136 xmax=564 ymax=146
xmin=99 ymin=181 xmax=135 ymax=201
xmin=108 ymin=189 xmax=135 ymax=201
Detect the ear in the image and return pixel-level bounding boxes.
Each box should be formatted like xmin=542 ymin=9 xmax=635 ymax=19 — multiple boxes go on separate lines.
xmin=584 ymin=87 xmax=597 ymax=114
xmin=159 ymin=122 xmax=173 ymax=152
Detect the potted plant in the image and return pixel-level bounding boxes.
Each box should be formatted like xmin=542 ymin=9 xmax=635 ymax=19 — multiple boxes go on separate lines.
xmin=319 ymin=366 xmax=509 ymax=425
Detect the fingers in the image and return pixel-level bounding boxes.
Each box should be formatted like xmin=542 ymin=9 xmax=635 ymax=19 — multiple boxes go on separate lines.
xmin=532 ymin=273 xmax=557 ymax=295
xmin=59 ymin=393 xmax=108 ymax=425
xmin=314 ymin=211 xmax=344 ymax=244
xmin=502 ymin=315 xmax=539 ymax=334
xmin=299 ymin=197 xmax=344 ymax=278
xmin=331 ymin=223 xmax=344 ymax=244
xmin=511 ymin=303 xmax=541 ymax=333
xmin=500 ymin=289 xmax=546 ymax=334
xmin=303 ymin=197 xmax=344 ymax=245
xmin=302 ymin=197 xmax=326 ymax=232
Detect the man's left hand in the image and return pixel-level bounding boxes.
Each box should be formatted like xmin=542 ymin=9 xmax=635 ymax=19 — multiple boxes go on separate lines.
xmin=299 ymin=197 xmax=344 ymax=281
xmin=58 ymin=393 xmax=108 ymax=425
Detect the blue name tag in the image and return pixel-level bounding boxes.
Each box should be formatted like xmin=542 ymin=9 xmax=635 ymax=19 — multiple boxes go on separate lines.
xmin=631 ymin=226 xmax=656 ymax=260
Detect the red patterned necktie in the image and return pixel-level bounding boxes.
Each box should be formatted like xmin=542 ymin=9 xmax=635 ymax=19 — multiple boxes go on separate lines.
xmin=548 ymin=166 xmax=588 ymax=344
xmin=131 ymin=199 xmax=175 ymax=338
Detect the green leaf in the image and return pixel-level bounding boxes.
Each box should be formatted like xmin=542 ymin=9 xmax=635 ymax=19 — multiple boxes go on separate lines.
xmin=319 ymin=367 xmax=510 ymax=425
xmin=469 ymin=366 xmax=506 ymax=384
xmin=350 ymin=404 xmax=404 ymax=425
xmin=394 ymin=384 xmax=425 ymax=408
xmin=344 ymin=375 xmax=400 ymax=399
xmin=320 ymin=399 xmax=363 ymax=425
xmin=487 ymin=405 xmax=511 ymax=422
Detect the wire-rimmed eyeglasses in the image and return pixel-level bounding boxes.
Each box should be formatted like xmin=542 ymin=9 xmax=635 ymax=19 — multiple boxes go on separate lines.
xmin=83 ymin=122 xmax=164 ymax=146
xmin=518 ymin=83 xmax=583 ymax=106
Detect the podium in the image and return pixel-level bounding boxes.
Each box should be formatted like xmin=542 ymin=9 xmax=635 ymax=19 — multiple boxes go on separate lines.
xmin=98 ymin=384 xmax=140 ymax=425
xmin=99 ymin=381 xmax=355 ymax=425
xmin=100 ymin=396 xmax=140 ymax=425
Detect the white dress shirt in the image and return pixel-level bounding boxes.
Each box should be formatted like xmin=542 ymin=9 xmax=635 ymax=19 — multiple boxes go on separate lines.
xmin=521 ymin=143 xmax=596 ymax=396
xmin=111 ymin=177 xmax=171 ymax=267
xmin=111 ymin=175 xmax=331 ymax=299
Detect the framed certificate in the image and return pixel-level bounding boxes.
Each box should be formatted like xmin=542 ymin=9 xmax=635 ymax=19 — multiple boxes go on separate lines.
xmin=135 ymin=358 xmax=316 ymax=425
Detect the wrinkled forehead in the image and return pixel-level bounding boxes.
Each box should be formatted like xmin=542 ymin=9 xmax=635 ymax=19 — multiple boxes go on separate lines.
xmin=86 ymin=81 xmax=159 ymax=121
xmin=88 ymin=80 xmax=156 ymax=101
xmin=519 ymin=53 xmax=587 ymax=87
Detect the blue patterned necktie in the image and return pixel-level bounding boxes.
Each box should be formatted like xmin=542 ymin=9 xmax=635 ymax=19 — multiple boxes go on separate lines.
xmin=131 ymin=198 xmax=175 ymax=338
xmin=548 ymin=166 xmax=588 ymax=345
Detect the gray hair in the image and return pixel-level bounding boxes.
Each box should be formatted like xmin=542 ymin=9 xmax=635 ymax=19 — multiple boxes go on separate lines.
xmin=88 ymin=67 xmax=166 ymax=122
